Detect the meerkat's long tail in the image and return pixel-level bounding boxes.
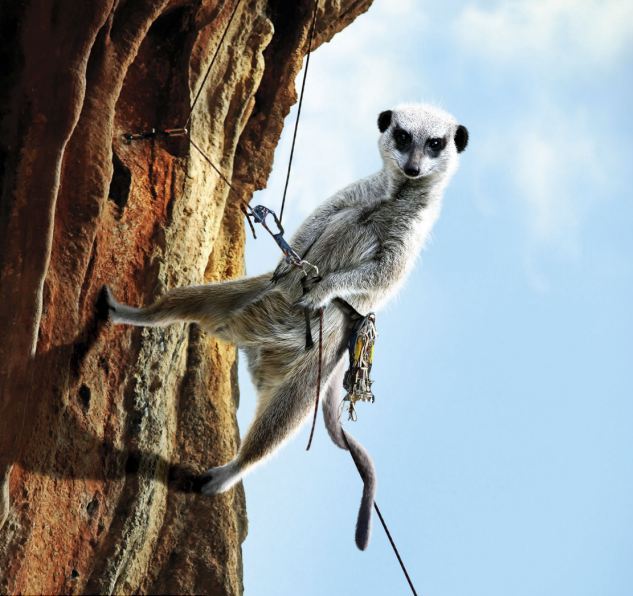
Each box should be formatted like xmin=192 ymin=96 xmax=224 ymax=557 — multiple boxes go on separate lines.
xmin=323 ymin=363 xmax=376 ymax=550
xmin=343 ymin=431 xmax=376 ymax=551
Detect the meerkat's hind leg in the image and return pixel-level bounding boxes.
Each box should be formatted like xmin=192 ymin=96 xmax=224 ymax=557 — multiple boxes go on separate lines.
xmin=101 ymin=285 xmax=169 ymax=327
xmin=199 ymin=361 xmax=322 ymax=496
xmin=101 ymin=274 xmax=271 ymax=329
xmin=199 ymin=460 xmax=242 ymax=495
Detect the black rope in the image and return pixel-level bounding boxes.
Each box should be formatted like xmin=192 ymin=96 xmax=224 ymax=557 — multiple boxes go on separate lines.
xmin=190 ymin=137 xmax=238 ymax=192
xmin=305 ymin=307 xmax=324 ymax=450
xmin=279 ymin=0 xmax=319 ymax=223
xmin=342 ymin=430 xmax=419 ymax=596
xmin=373 ymin=501 xmax=419 ymax=596
xmin=184 ymin=0 xmax=244 ymax=129
xmin=122 ymin=0 xmax=244 ymax=195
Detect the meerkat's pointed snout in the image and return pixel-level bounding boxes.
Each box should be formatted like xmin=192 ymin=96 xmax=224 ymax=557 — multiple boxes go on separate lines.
xmin=403 ymin=165 xmax=420 ymax=178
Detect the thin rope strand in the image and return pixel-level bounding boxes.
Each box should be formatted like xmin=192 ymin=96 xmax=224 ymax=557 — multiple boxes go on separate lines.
xmin=305 ymin=307 xmax=324 ymax=450
xmin=190 ymin=137 xmax=238 ymax=192
xmin=373 ymin=502 xmax=419 ymax=596
xmin=342 ymin=430 xmax=419 ymax=596
xmin=184 ymin=0 xmax=243 ymax=129
xmin=279 ymin=0 xmax=319 ymax=223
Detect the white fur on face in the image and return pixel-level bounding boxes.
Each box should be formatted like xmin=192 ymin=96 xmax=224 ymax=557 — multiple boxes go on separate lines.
xmin=379 ymin=103 xmax=460 ymax=180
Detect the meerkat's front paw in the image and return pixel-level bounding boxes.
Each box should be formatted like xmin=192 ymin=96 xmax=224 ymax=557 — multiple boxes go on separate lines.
xmin=199 ymin=461 xmax=241 ymax=495
xmin=296 ymin=290 xmax=328 ymax=311
xmin=296 ymin=276 xmax=331 ymax=311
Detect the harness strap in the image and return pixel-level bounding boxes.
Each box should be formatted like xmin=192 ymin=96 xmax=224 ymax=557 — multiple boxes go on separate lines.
xmin=333 ymin=297 xmax=364 ymax=321
xmin=304 ymin=307 xmax=314 ymax=350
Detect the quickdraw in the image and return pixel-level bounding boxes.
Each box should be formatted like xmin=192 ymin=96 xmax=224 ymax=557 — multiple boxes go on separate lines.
xmin=241 ymin=203 xmax=319 ymax=279
xmin=342 ymin=312 xmax=377 ymax=421
xmin=241 ymin=202 xmax=321 ymax=351
xmin=122 ymin=127 xmax=188 ymax=143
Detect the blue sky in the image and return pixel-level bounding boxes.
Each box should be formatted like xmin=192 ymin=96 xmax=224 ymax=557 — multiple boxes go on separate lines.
xmin=235 ymin=1 xmax=633 ymax=594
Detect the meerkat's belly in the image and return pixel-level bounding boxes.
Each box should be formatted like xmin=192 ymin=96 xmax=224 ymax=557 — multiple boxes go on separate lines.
xmin=311 ymin=218 xmax=380 ymax=273
xmin=240 ymin=292 xmax=348 ymax=388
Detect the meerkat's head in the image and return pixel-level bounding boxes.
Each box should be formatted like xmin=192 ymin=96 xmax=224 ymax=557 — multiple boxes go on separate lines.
xmin=377 ymin=104 xmax=468 ymax=182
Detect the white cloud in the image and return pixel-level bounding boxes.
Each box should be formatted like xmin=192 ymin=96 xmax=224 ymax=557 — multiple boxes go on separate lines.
xmin=509 ymin=103 xmax=608 ymax=263
xmin=453 ymin=0 xmax=630 ymax=289
xmin=470 ymin=99 xmax=610 ymax=294
xmin=455 ymin=0 xmax=633 ymax=67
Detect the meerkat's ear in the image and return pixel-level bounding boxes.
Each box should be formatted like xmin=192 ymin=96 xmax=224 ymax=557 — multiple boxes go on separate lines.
xmin=455 ymin=124 xmax=469 ymax=153
xmin=377 ymin=110 xmax=392 ymax=133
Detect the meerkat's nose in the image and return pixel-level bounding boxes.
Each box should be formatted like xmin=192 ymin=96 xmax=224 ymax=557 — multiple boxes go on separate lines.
xmin=404 ymin=165 xmax=420 ymax=177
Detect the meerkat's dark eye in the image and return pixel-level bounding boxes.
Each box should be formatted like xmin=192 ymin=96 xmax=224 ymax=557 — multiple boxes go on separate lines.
xmin=393 ymin=129 xmax=412 ymax=150
xmin=427 ymin=137 xmax=446 ymax=152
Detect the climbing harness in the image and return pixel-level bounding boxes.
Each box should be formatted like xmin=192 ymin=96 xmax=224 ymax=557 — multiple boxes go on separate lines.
xmin=119 ymin=1 xmax=418 ymax=593
xmin=342 ymin=312 xmax=377 ymax=421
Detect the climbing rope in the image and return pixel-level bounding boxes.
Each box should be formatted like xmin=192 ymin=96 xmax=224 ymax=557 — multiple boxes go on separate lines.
xmin=279 ymin=0 xmax=319 ymax=223
xmin=123 ymin=0 xmax=244 ymax=192
xmin=190 ymin=137 xmax=238 ymax=192
xmin=123 ymin=0 xmax=316 ymax=224
xmin=184 ymin=0 xmax=244 ymax=129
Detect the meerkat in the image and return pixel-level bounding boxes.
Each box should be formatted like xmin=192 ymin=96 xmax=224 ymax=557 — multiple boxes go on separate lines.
xmin=105 ymin=103 xmax=468 ymax=549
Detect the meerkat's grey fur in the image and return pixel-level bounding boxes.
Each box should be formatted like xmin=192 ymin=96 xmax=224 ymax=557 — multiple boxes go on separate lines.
xmin=105 ymin=103 xmax=468 ymax=550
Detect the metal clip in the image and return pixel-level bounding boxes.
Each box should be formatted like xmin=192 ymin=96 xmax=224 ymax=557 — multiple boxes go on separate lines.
xmin=123 ymin=128 xmax=157 ymax=143
xmin=162 ymin=127 xmax=188 ymax=137
xmin=122 ymin=127 xmax=188 ymax=144
xmin=242 ymin=204 xmax=319 ymax=277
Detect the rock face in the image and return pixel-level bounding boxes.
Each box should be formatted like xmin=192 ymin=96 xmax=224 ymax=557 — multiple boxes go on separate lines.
xmin=0 ymin=1 xmax=372 ymax=594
